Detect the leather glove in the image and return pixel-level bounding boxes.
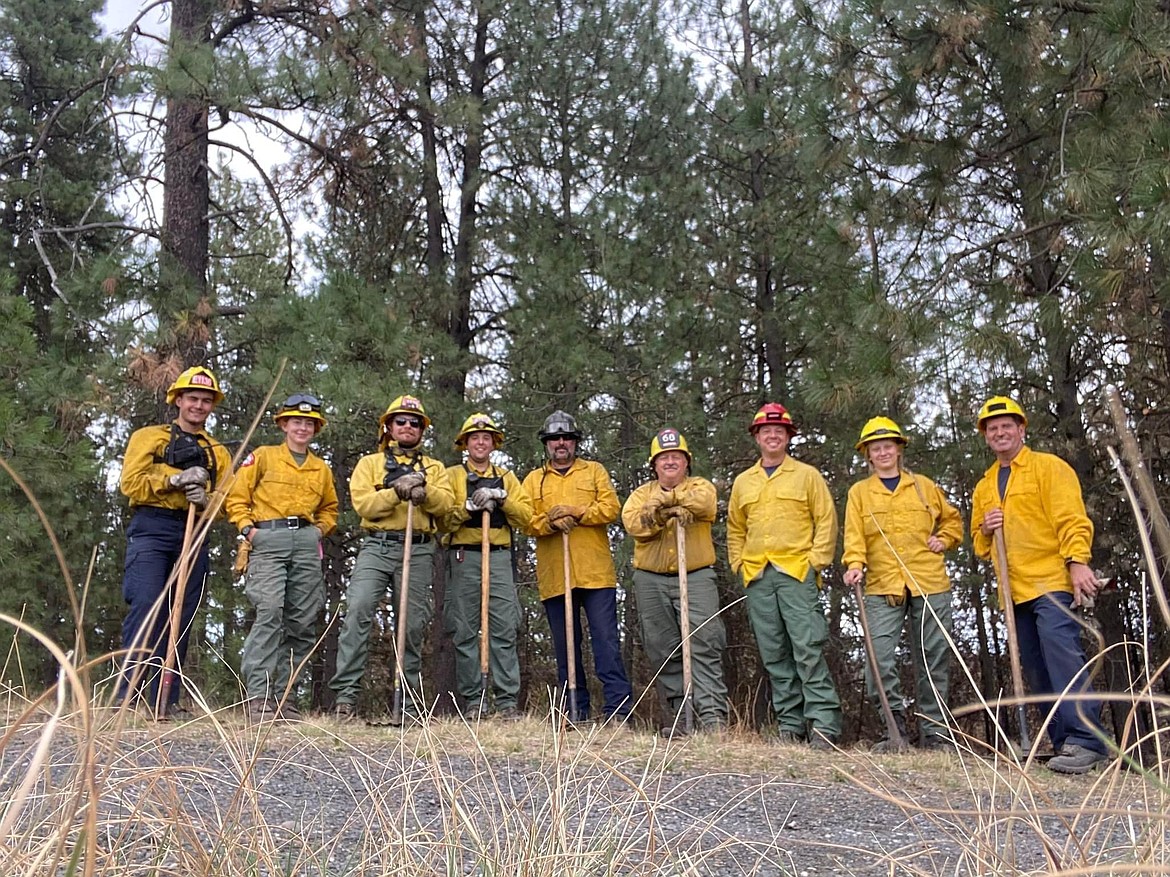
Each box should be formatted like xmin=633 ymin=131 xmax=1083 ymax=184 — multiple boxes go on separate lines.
xmin=638 ymin=508 xmax=668 ymax=531
xmin=664 ymin=506 xmax=695 ymax=527
xmin=550 ymin=515 xmax=579 ymax=533
xmin=168 ymin=466 xmax=209 ymax=490
xmin=471 ymin=487 xmax=507 ymax=511
xmin=392 ymin=471 xmax=426 ymax=500
xmin=548 ymin=504 xmax=584 ymax=523
xmin=183 ymin=484 xmax=209 ymax=508
xmin=408 ymin=484 xmax=427 ymax=505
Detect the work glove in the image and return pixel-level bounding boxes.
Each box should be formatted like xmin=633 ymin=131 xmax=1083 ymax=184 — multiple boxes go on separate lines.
xmin=550 ymin=515 xmax=579 ymax=533
xmin=183 ymin=484 xmax=209 ymax=508
xmin=471 ymin=487 xmax=508 ymax=512
xmin=547 ymin=504 xmax=585 ymax=524
xmin=233 ymin=537 xmax=253 ymax=576
xmin=392 ymin=471 xmax=426 ymax=501
xmin=663 ymin=506 xmax=695 ymax=527
xmin=638 ymin=508 xmax=669 ymax=531
xmin=168 ymin=466 xmax=209 ymax=490
xmin=408 ymin=484 xmax=427 ymax=506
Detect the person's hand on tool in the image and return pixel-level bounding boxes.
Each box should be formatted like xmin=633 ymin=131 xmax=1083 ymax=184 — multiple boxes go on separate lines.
xmin=979 ymin=507 xmax=1003 ymax=536
xmin=409 ymin=483 xmax=427 ymax=506
xmin=550 ymin=514 xmax=579 ymax=532
xmin=392 ymin=471 xmax=426 ymax=501
xmin=471 ymin=487 xmax=507 ymax=512
xmin=183 ymin=483 xmax=209 ymax=508
xmin=842 ymin=568 xmax=864 ymax=586
xmin=169 ymin=466 xmax=209 ymax=490
xmin=663 ymin=506 xmax=695 ymax=527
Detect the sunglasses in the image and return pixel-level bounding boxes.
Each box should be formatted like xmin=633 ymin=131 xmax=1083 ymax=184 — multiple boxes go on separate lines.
xmin=393 ymin=416 xmax=423 ymax=428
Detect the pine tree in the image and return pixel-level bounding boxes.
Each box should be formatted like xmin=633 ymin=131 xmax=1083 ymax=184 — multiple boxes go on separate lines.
xmin=0 ymin=0 xmax=123 ymax=684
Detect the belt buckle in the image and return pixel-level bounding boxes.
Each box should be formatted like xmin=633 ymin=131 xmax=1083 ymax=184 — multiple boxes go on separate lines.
xmin=287 ymin=516 xmax=300 ymax=529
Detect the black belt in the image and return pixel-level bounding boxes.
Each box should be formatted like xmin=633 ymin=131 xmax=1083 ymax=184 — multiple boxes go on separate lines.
xmin=366 ymin=530 xmax=431 ymax=544
xmin=454 ymin=544 xmax=510 ymax=552
xmin=133 ymin=506 xmax=188 ymax=521
xmin=255 ymin=517 xmax=313 ymax=530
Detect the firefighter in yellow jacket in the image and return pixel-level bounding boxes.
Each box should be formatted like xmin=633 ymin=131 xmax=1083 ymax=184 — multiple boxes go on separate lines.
xmin=226 ymin=394 xmax=339 ymax=721
xmin=842 ymin=416 xmax=962 ymax=750
xmin=522 ymin=409 xmax=632 ymax=723
xmin=118 ymin=366 xmax=232 ymax=719
xmin=727 ymin=403 xmax=841 ymax=747
xmin=972 ymin=395 xmax=1108 ymax=774
xmin=622 ymin=428 xmax=727 ymax=735
xmin=441 ymin=413 xmax=533 ymax=720
xmin=329 ymin=395 xmax=454 ymax=721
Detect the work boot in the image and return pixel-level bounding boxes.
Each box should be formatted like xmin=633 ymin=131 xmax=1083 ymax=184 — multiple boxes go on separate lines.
xmin=809 ymin=729 xmax=838 ymax=751
xmin=277 ymin=701 xmax=302 ymax=722
xmin=493 ymin=706 xmax=524 ymax=722
xmin=1047 ymin=744 xmax=1109 ymax=775
xmin=248 ymin=698 xmax=279 ymax=722
xmin=159 ymin=703 xmax=193 ymax=723
xmin=872 ymin=713 xmax=910 ymax=753
xmin=463 ymin=702 xmax=488 ymax=721
xmin=333 ymin=703 xmax=356 ymax=722
xmin=774 ymin=728 xmax=805 ymax=745
xmin=919 ymin=733 xmax=954 ymax=752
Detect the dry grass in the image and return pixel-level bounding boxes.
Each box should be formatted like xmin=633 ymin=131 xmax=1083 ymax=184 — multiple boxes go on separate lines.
xmin=0 ymin=679 xmax=1165 ymax=877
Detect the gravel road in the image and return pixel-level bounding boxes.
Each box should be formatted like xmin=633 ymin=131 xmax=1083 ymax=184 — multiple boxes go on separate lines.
xmin=33 ymin=710 xmax=1125 ymax=877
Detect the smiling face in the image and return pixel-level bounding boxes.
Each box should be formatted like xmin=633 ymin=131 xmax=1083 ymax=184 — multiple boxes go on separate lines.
xmin=174 ymin=389 xmax=216 ymax=433
xmin=465 ymin=431 xmax=496 ymax=467
xmin=982 ymin=414 xmax=1026 ymax=463
xmin=865 ymin=439 xmax=903 ymax=478
xmin=753 ymin=423 xmax=791 ymax=465
xmin=280 ymin=415 xmax=318 ymax=453
xmin=544 ymin=435 xmax=577 ymax=467
xmin=653 ymin=450 xmax=689 ymax=489
xmin=389 ymin=414 xmax=424 ymax=449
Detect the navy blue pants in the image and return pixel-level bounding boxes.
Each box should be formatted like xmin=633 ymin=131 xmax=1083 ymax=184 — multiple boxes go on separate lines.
xmin=119 ymin=508 xmax=208 ymax=706
xmin=543 ymin=587 xmax=632 ymax=720
xmin=1015 ymin=591 xmax=1106 ymax=753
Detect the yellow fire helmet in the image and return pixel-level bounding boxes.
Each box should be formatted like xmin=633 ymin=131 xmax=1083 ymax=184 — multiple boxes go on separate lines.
xmin=379 ymin=394 xmax=431 ymax=434
xmin=648 ymin=427 xmax=692 ymax=467
xmin=855 ymin=416 xmax=907 ymax=451
xmin=165 ymin=366 xmax=224 ymax=406
xmin=274 ymin=393 xmax=326 ymax=430
xmin=977 ymin=396 xmax=1028 ymax=432
xmin=455 ymin=412 xmax=505 ymax=449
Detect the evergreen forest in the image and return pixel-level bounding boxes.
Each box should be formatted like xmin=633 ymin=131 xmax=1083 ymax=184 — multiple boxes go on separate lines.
xmin=3 ymin=0 xmax=1169 ymax=744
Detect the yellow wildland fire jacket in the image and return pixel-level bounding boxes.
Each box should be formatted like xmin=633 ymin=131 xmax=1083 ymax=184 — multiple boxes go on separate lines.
xmin=441 ymin=462 xmax=533 ymax=548
xmin=842 ymin=472 xmax=962 ymax=597
xmin=225 ymin=444 xmax=339 ymax=536
xmin=727 ymin=456 xmax=837 ymax=587
xmin=972 ymin=445 xmax=1093 ymax=604
xmin=349 ymin=449 xmax=454 ymax=535
xmin=120 ymin=422 xmax=232 ymax=513
xmin=622 ymin=476 xmax=717 ymax=574
xmin=522 ymin=459 xmax=620 ymax=600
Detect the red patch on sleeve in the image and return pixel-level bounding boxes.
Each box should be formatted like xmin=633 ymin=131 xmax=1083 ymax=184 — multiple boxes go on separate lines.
xmin=240 ymin=453 xmax=256 ymax=467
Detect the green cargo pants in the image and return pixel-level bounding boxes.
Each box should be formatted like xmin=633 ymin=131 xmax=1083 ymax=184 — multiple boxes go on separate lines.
xmin=745 ymin=566 xmax=842 ymax=738
xmin=444 ymin=546 xmax=521 ymax=710
xmin=633 ymin=566 xmax=728 ymax=730
xmin=329 ymin=533 xmax=435 ymax=713
xmin=241 ymin=525 xmax=325 ymax=702
xmin=863 ymin=590 xmax=952 ymax=742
